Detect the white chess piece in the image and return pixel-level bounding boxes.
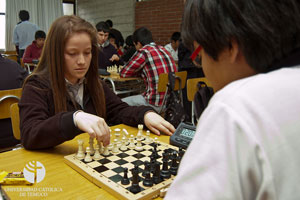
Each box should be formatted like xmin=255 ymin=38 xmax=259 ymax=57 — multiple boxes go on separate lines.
xmin=112 ymin=139 xmax=119 ymax=154
xmin=89 ymin=137 xmax=95 ymax=155
xmin=76 ymin=139 xmax=85 ymax=159
xmin=93 ymin=144 xmax=101 ymax=160
xmin=137 ymin=124 xmax=144 ymax=140
xmin=122 ymin=129 xmax=129 ymax=145
xmin=102 ymin=146 xmax=110 ymax=156
xmin=144 ymin=130 xmax=152 ymax=144
xmin=84 ymin=147 xmax=93 ymax=162
xmin=97 ymin=141 xmax=104 ymax=154
xmin=120 ymin=136 xmax=128 ymax=151
xmin=114 ymin=128 xmax=122 ymax=147
xmin=107 ymin=143 xmax=113 ymax=151
xmin=128 ymin=135 xmax=135 ymax=149
xmin=135 ymin=137 xmax=143 ymax=151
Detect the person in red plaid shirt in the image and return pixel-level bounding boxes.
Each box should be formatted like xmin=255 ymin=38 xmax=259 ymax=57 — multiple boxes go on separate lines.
xmin=120 ymin=27 xmax=177 ymax=113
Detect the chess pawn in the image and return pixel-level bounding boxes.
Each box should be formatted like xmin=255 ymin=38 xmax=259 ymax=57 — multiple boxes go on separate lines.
xmin=97 ymin=140 xmax=104 ymax=154
xmin=128 ymin=135 xmax=135 ymax=149
xmin=135 ymin=138 xmax=143 ymax=151
xmin=93 ymin=144 xmax=101 ymax=160
xmin=144 ymin=130 xmax=152 ymax=144
xmin=84 ymin=147 xmax=93 ymax=162
xmin=112 ymin=139 xmax=119 ymax=154
xmin=102 ymin=146 xmax=109 ymax=156
xmin=76 ymin=139 xmax=85 ymax=159
xmin=120 ymin=136 xmax=128 ymax=151
xmin=107 ymin=143 xmax=113 ymax=151
xmin=121 ymin=168 xmax=130 ymax=185
xmin=89 ymin=137 xmax=95 ymax=155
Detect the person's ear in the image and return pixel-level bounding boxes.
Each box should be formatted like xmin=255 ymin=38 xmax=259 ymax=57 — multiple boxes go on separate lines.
xmin=229 ymin=40 xmax=239 ymax=64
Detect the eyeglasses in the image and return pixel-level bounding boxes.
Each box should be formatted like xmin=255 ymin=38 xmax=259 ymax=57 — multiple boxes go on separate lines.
xmin=190 ymin=45 xmax=202 ymax=67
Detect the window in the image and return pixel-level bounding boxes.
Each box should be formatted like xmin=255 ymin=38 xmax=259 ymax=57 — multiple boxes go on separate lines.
xmin=0 ymin=0 xmax=5 ymax=50
xmin=63 ymin=0 xmax=75 ymax=15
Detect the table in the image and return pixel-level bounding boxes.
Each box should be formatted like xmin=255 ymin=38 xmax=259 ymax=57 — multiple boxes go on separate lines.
xmin=100 ymin=72 xmax=145 ymax=95
xmin=0 ymin=124 xmax=169 ymax=200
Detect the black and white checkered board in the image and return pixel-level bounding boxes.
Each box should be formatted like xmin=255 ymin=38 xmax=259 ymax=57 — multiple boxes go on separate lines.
xmin=64 ymin=141 xmax=179 ymax=200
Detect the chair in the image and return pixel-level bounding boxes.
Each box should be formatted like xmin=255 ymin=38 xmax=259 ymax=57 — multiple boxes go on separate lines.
xmin=0 ymin=88 xmax=22 ymax=144
xmin=157 ymin=71 xmax=187 ymax=114
xmin=10 ymin=103 xmax=20 ymax=140
xmin=0 ymin=88 xmax=22 ymax=120
xmin=3 ymin=51 xmax=18 ymax=62
xmin=187 ymin=77 xmax=212 ymax=125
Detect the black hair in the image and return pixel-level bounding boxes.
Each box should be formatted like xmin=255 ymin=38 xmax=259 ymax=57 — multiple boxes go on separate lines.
xmin=109 ymin=33 xmax=116 ymax=39
xmin=35 ymin=30 xmax=46 ymax=40
xmin=132 ymin=27 xmax=154 ymax=46
xmin=125 ymin=35 xmax=134 ymax=47
xmin=171 ymin=32 xmax=181 ymax=42
xmin=19 ymin=10 xmax=29 ymax=21
xmin=182 ymin=0 xmax=300 ymax=72
xmin=95 ymin=21 xmax=110 ymax=33
xmin=105 ymin=19 xmax=113 ymax=28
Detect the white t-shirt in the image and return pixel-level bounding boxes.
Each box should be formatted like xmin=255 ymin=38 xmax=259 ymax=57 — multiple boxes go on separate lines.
xmin=165 ymin=67 xmax=300 ymax=200
xmin=164 ymin=43 xmax=178 ymax=61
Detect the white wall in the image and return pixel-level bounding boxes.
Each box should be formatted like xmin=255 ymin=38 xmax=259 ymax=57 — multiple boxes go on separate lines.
xmin=77 ymin=0 xmax=135 ymax=39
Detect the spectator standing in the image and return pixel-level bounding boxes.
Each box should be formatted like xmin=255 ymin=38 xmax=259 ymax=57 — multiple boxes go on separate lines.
xmin=13 ymin=10 xmax=39 ymax=63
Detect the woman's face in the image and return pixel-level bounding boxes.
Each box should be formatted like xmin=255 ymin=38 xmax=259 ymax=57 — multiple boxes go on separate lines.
xmin=64 ymin=32 xmax=92 ymax=84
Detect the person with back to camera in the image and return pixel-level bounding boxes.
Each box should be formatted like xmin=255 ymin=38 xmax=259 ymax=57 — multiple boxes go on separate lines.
xmin=120 ymin=27 xmax=177 ymax=113
xmin=19 ymin=15 xmax=175 ymax=150
xmin=165 ymin=0 xmax=300 ymax=199
xmin=13 ymin=10 xmax=39 ymax=63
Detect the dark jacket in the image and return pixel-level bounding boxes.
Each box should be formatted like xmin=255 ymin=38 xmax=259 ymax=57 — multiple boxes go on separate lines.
xmin=0 ymin=54 xmax=28 ymax=148
xmin=98 ymin=43 xmax=123 ymax=70
xmin=19 ymin=75 xmax=154 ymax=150
xmin=122 ymin=46 xmax=136 ymax=63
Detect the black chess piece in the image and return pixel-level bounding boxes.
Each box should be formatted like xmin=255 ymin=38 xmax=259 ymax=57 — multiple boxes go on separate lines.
xmin=142 ymin=161 xmax=151 ymax=177
xmin=153 ymin=162 xmax=162 ymax=184
xmin=150 ymin=155 xmax=156 ymax=173
xmin=129 ymin=166 xmax=141 ymax=194
xmin=121 ymin=167 xmax=130 ymax=185
xmin=143 ymin=170 xmax=153 ymax=187
xmin=160 ymin=152 xmax=171 ymax=179
xmin=178 ymin=147 xmax=185 ymax=162
xmin=170 ymin=152 xmax=179 ymax=175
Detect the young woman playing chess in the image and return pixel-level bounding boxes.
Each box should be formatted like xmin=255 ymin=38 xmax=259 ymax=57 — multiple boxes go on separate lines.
xmin=19 ymin=15 xmax=175 ymax=150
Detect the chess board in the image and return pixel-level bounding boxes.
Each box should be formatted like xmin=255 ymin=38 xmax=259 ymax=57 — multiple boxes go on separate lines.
xmin=64 ymin=140 xmax=179 ymax=200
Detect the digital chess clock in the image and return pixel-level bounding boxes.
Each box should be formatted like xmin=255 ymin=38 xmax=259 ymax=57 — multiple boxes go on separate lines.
xmin=170 ymin=122 xmax=196 ymax=149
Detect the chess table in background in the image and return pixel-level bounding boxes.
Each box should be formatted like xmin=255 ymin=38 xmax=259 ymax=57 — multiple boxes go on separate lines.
xmin=64 ymin=129 xmax=180 ymax=200
xmin=100 ymin=66 xmax=145 ymax=96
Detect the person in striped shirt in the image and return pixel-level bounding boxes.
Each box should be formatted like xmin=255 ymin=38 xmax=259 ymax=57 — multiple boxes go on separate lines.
xmin=120 ymin=27 xmax=177 ymax=113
